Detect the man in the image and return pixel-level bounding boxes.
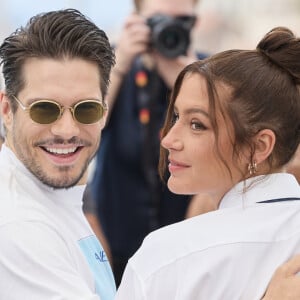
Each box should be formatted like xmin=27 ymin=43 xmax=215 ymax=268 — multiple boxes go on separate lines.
xmin=88 ymin=0 xmax=207 ymax=285
xmin=0 ymin=9 xmax=116 ymax=300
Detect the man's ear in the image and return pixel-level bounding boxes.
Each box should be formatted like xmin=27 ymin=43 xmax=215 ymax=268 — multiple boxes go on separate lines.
xmin=253 ymin=129 xmax=276 ymax=164
xmin=0 ymin=92 xmax=14 ymax=131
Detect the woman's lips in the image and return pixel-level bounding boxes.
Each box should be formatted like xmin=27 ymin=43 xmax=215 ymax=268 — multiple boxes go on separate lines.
xmin=168 ymin=158 xmax=189 ymax=173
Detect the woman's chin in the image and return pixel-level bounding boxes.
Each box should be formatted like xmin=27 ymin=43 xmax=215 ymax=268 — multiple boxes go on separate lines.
xmin=167 ymin=180 xmax=190 ymax=195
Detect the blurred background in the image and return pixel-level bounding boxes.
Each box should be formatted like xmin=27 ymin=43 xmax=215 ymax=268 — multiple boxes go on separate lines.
xmin=0 ymin=0 xmax=299 ymax=87
xmin=0 ymin=0 xmax=299 ymax=54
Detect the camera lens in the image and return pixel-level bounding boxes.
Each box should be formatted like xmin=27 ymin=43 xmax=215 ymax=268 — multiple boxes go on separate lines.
xmin=147 ymin=14 xmax=194 ymax=58
xmin=160 ymin=29 xmax=180 ymax=49
xmin=156 ymin=25 xmax=188 ymax=58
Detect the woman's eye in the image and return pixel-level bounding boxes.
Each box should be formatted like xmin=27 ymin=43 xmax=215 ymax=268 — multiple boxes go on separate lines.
xmin=191 ymin=121 xmax=207 ymax=130
xmin=171 ymin=112 xmax=179 ymax=125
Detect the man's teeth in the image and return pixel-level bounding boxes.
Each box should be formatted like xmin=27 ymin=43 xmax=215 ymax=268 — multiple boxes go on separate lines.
xmin=46 ymin=147 xmax=77 ymax=154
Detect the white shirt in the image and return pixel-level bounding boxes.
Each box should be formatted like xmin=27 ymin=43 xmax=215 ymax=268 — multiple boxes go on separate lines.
xmin=0 ymin=145 xmax=116 ymax=300
xmin=116 ymin=173 xmax=300 ymax=300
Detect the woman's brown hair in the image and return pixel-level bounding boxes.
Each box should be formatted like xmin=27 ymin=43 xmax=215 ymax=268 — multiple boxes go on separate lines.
xmin=159 ymin=27 xmax=300 ymax=180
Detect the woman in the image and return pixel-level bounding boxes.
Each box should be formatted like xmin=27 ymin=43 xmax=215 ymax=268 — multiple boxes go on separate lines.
xmin=115 ymin=27 xmax=300 ymax=299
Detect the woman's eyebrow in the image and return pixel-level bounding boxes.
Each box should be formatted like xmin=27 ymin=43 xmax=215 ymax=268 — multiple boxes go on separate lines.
xmin=175 ymin=106 xmax=210 ymax=118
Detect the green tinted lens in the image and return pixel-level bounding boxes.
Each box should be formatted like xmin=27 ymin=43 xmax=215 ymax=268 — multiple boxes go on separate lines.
xmin=30 ymin=101 xmax=61 ymax=124
xmin=74 ymin=101 xmax=104 ymax=124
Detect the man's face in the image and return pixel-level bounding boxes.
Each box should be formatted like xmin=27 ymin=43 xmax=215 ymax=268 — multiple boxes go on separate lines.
xmin=1 ymin=57 xmax=106 ymax=188
xmin=139 ymin=0 xmax=195 ymax=18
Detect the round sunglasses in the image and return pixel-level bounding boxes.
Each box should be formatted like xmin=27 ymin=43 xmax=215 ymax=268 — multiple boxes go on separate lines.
xmin=12 ymin=95 xmax=107 ymax=125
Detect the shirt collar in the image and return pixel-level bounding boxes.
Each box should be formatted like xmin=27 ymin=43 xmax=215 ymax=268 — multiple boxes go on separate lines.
xmin=219 ymin=173 xmax=300 ymax=209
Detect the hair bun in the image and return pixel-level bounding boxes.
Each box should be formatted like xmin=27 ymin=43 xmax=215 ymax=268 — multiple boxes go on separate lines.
xmin=256 ymin=26 xmax=300 ymax=83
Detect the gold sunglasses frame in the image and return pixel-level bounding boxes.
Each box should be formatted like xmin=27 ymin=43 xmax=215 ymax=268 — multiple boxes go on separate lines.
xmin=12 ymin=95 xmax=107 ymax=125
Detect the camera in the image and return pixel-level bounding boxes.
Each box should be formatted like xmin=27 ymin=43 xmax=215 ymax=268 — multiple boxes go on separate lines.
xmin=147 ymin=14 xmax=196 ymax=58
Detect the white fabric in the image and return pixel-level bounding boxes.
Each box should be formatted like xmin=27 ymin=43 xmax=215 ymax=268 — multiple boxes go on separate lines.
xmin=116 ymin=173 xmax=300 ymax=300
xmin=0 ymin=144 xmax=116 ymax=300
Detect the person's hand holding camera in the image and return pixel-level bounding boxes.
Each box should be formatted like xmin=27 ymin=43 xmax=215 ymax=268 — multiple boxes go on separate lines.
xmin=113 ymin=12 xmax=197 ymax=89
xmin=147 ymin=13 xmax=198 ymax=88
xmin=114 ymin=13 xmax=151 ymax=76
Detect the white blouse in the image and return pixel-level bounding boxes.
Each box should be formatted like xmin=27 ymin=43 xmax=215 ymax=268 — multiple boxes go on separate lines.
xmin=116 ymin=173 xmax=300 ymax=300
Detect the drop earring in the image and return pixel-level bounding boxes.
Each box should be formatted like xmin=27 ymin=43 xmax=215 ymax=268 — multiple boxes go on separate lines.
xmin=248 ymin=160 xmax=257 ymax=175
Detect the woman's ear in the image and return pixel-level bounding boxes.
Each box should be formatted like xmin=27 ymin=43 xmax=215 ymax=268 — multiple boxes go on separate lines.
xmin=253 ymin=129 xmax=276 ymax=164
xmin=0 ymin=92 xmax=13 ymax=131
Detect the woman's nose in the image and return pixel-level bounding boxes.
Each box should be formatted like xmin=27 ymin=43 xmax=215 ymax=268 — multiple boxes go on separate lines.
xmin=161 ymin=124 xmax=183 ymax=151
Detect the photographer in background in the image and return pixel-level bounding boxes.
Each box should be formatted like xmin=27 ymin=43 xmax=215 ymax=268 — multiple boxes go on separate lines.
xmin=87 ymin=0 xmax=208 ymax=285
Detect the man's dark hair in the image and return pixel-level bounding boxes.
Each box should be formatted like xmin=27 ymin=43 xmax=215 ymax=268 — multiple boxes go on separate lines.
xmin=0 ymin=8 xmax=115 ymax=111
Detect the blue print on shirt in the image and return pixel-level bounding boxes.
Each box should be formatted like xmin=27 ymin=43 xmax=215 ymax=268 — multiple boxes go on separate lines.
xmin=78 ymin=235 xmax=116 ymax=300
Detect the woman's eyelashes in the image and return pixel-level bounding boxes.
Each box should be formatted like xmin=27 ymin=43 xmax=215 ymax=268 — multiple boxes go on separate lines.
xmin=171 ymin=111 xmax=207 ymax=131
xmin=171 ymin=112 xmax=179 ymax=125
xmin=191 ymin=119 xmax=207 ymax=131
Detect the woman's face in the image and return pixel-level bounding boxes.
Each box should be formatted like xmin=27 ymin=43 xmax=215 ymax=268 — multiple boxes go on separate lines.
xmin=161 ymin=73 xmax=245 ymax=204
